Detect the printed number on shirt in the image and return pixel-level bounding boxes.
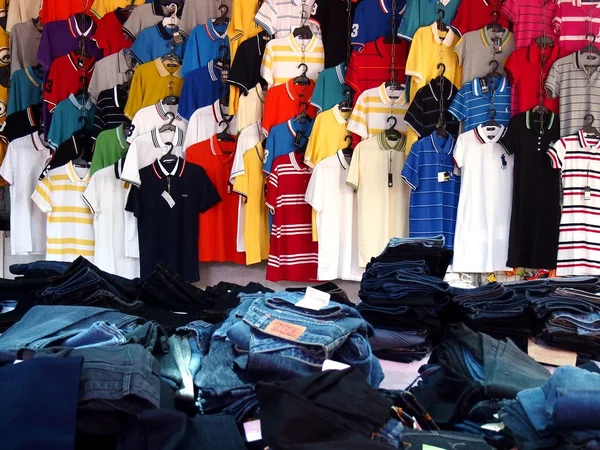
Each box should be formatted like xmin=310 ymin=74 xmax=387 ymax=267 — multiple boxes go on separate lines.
xmin=351 ymin=24 xmax=359 ymax=38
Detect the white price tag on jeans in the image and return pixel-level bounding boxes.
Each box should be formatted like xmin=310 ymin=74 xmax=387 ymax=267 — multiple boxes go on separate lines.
xmin=296 ymin=286 xmax=331 ymax=310
xmin=243 ymin=420 xmax=262 ymax=442
xmin=322 ymin=359 xmax=350 ymax=371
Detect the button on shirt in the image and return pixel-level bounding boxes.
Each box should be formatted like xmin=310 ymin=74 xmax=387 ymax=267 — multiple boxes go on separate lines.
xmin=130 ymin=23 xmax=188 ymax=64
xmin=351 ymin=0 xmax=405 ymax=49
xmin=449 ymin=75 xmax=512 ymax=131
xmin=398 ymin=0 xmax=460 ymax=41
xmin=181 ymin=20 xmax=228 ymax=77
xmin=179 ymin=60 xmax=225 ymax=120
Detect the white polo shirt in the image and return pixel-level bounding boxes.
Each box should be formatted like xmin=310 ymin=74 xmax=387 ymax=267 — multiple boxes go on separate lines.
xmin=0 ymin=132 xmax=51 ymax=255
xmin=183 ymin=99 xmax=237 ymax=152
xmin=306 ymin=150 xmax=362 ymax=281
xmin=127 ymin=101 xmax=188 ymax=143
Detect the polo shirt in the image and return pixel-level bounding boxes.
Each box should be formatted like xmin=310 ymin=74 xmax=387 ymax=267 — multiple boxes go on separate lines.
xmin=265 ymin=151 xmax=318 ymax=282
xmin=345 ymin=37 xmax=410 ymax=98
xmin=311 ymin=0 xmax=357 ymax=68
xmin=6 ymin=0 xmax=40 ymax=33
xmin=183 ymin=99 xmax=237 ymax=151
xmin=179 ymin=0 xmax=233 ymax=34
xmin=228 ymin=0 xmax=263 ymax=56
xmin=232 ymin=140 xmax=270 ymax=265
xmin=502 ymin=110 xmax=561 ymax=269
xmin=178 ymin=60 xmax=225 ymax=120
xmin=505 ymin=41 xmax=560 ymax=114
xmin=347 ymin=83 xmax=409 ymax=139
xmin=260 ymin=34 xmax=325 ymax=88
xmin=311 ymin=64 xmax=349 ymax=112
xmin=0 ymin=104 xmax=42 ymax=145
xmin=31 ymin=161 xmax=95 ymax=262
xmin=185 ymin=135 xmax=246 ymax=264
xmin=405 ymin=24 xmax=462 ymax=101
xmin=9 ymin=19 xmax=42 ymax=75
xmin=548 ymin=130 xmax=600 ymax=275
xmin=126 ymin=157 xmax=221 ymax=281
xmin=448 ymin=75 xmax=512 ymax=131
xmin=180 ymin=20 xmax=228 ymax=77
xmin=262 ymin=79 xmax=317 ymax=136
xmin=451 ymin=0 xmax=510 ymax=35
xmin=405 ymin=76 xmax=460 ymax=138
xmin=237 ymin=83 xmax=265 ymax=130
xmin=88 ymin=49 xmax=138 ymax=103
xmin=351 ymin=0 xmax=405 ymax=49
xmin=122 ymin=1 xmax=183 ymax=40
xmin=94 ymin=8 xmax=134 ymax=57
xmin=43 ymin=52 xmax=96 ymax=111
xmin=401 ymin=133 xmax=460 ymax=249
xmin=452 ymin=124 xmax=513 ymax=273
xmin=255 ymin=0 xmax=319 ymax=38
xmin=124 ymin=58 xmax=183 ymax=119
xmin=230 ymin=121 xmax=263 ymax=181
xmin=0 ymin=132 xmax=51 ymax=255
xmin=130 ymin=23 xmax=188 ymax=64
xmin=82 ymin=160 xmax=140 ymax=278
xmin=502 ymin=0 xmax=558 ymax=49
xmin=48 ymin=95 xmax=96 ymax=150
xmin=8 ymin=66 xmax=43 ymax=115
xmin=37 ymin=15 xmax=104 ymax=71
xmin=228 ymin=31 xmax=269 ymax=95
xmin=346 ymin=133 xmax=410 ymax=267
xmin=128 ymin=101 xmax=187 ymax=143
xmin=90 ymin=0 xmax=144 ymax=18
xmin=305 ymin=150 xmax=362 ymax=281
xmin=46 ymin=132 xmax=96 ymax=172
xmin=121 ymin=127 xmax=186 ymax=186
xmin=545 ymin=52 xmax=600 ymax=137
xmin=264 ymin=117 xmax=315 ymax=174
xmin=40 ymin=0 xmax=92 ymax=23
xmin=455 ymin=27 xmax=515 ymax=86
xmin=90 ymin=124 xmax=129 ymax=175
xmin=553 ymin=0 xmax=600 ymax=57
xmin=398 ymin=0 xmax=461 ymax=41
xmin=305 ymin=104 xmax=351 ymax=168
xmin=92 ymin=86 xmax=127 ymax=139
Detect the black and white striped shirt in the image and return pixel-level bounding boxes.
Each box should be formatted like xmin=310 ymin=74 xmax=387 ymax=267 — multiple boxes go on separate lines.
xmin=92 ymin=86 xmax=127 ymax=139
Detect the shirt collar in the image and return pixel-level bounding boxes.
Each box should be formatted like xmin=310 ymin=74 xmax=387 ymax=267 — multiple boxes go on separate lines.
xmin=474 ymin=124 xmax=507 ymax=143
xmin=377 ymin=132 xmax=407 ymax=151
xmin=525 ymin=110 xmax=556 ymax=130
xmin=68 ymin=93 xmax=94 ymax=110
xmin=113 ymin=158 xmax=126 ymax=180
xmin=154 ymin=58 xmax=182 ymax=78
xmin=68 ymin=14 xmax=96 ymax=38
xmin=332 ymin=104 xmax=349 ymax=125
xmin=67 ymin=52 xmax=96 ymax=72
xmin=155 ymin=101 xmax=184 ymax=121
xmin=289 ymin=150 xmax=311 ymax=172
xmin=156 ymin=21 xmax=176 ymax=40
xmin=430 ymin=133 xmax=455 ymax=154
xmin=31 ymin=131 xmax=49 ymax=152
xmin=578 ymin=128 xmax=600 ymax=149
xmin=24 ymin=66 xmax=43 ymax=87
xmin=206 ymin=19 xmax=228 ymax=40
xmin=66 ymin=160 xmax=91 ymax=183
xmin=285 ymin=78 xmax=315 ymax=100
xmin=335 ymin=149 xmax=350 ymax=170
xmin=430 ymin=23 xmax=456 ymax=47
xmin=151 ymin=127 xmax=184 ymax=148
xmin=287 ymin=33 xmax=319 ymax=53
xmin=472 ymin=75 xmax=508 ymax=96
xmin=377 ymin=82 xmax=407 ymax=106
xmin=157 ymin=157 xmax=179 ymax=176
xmin=479 ymin=26 xmax=511 ymax=47
xmin=152 ymin=157 xmax=186 ymax=179
xmin=335 ymin=63 xmax=347 ymax=85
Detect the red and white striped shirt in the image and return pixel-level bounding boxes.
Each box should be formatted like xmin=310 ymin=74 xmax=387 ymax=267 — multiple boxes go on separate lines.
xmin=553 ymin=0 xmax=600 ymax=57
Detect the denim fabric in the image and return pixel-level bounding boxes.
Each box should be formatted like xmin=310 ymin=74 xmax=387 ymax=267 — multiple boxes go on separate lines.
xmin=384 ymin=235 xmax=445 ymax=249
xmin=548 ymin=311 xmax=600 ymax=336
xmin=500 ymin=400 xmax=557 ymax=450
xmin=369 ymin=328 xmax=428 ymax=350
xmin=10 ymin=260 xmax=70 ymax=277
xmin=177 ymin=320 xmax=213 ymax=379
xmin=400 ymin=430 xmax=493 ymax=449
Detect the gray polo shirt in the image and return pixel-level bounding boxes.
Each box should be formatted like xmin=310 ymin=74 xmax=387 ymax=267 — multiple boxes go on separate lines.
xmin=455 ymin=27 xmax=515 ymax=87
xmin=9 ymin=19 xmax=42 ymax=75
xmin=546 ymin=52 xmax=600 ymax=137
xmin=89 ymin=49 xmax=138 ymax=103
xmin=180 ymin=0 xmax=232 ymax=35
xmin=123 ymin=2 xmax=182 ymax=40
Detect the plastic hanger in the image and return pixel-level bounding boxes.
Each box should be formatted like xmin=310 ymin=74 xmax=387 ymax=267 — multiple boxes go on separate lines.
xmin=158 ymin=112 xmax=177 ymax=133
xmin=213 ymin=4 xmax=229 ymax=26
xmin=294 ymin=63 xmax=311 ymax=86
xmin=292 ymin=9 xmax=313 ymax=40
xmin=385 ymin=116 xmax=402 ymax=141
xmin=486 ymin=10 xmax=504 ymax=33
xmin=294 ymin=102 xmax=311 ymax=124
xmin=342 ymin=135 xmax=353 ymax=158
xmin=483 ymin=109 xmax=500 ymax=128
xmin=216 ymin=119 xmax=235 ymax=142
xmin=339 ymin=88 xmax=354 ymax=113
xmin=436 ymin=8 xmax=448 ymax=33
xmin=583 ymin=113 xmax=600 ymax=137
xmin=160 ymin=142 xmax=178 ymax=164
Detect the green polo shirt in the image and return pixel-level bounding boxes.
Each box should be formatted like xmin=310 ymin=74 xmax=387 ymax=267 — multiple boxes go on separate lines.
xmin=311 ymin=63 xmax=349 ymax=112
xmin=90 ymin=124 xmax=129 ymax=175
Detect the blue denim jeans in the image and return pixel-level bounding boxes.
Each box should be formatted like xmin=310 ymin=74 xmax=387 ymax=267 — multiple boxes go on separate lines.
xmin=10 ymin=260 xmax=71 ymax=277
xmin=384 ymin=235 xmax=445 ymax=249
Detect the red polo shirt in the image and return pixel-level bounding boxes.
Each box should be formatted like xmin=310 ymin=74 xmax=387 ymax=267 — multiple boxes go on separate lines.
xmin=44 ymin=52 xmax=96 ymax=111
xmin=94 ymin=8 xmax=133 ymax=57
xmin=452 ymin=0 xmax=509 ymax=35
xmin=262 ymin=79 xmax=317 ymax=137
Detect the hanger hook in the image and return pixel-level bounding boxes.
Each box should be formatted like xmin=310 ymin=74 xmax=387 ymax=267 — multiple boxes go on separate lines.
xmin=387 ymin=116 xmax=398 ymax=129
xmin=298 ymin=63 xmax=308 ymax=76
xmin=437 ymin=62 xmax=446 ymax=76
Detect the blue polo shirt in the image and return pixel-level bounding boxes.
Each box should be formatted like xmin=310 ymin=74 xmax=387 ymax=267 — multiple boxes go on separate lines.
xmin=178 ymin=60 xmax=225 ymax=120
xmin=130 ymin=22 xmax=188 ymax=64
xmin=8 ymin=66 xmax=43 ymax=115
xmin=351 ymin=0 xmax=406 ymax=50
xmin=264 ymin=118 xmax=314 ymax=174
xmin=401 ymin=133 xmax=461 ymax=249
xmin=311 ymin=63 xmax=349 ymax=112
xmin=181 ymin=20 xmax=229 ymax=77
xmin=448 ymin=75 xmax=512 ymax=132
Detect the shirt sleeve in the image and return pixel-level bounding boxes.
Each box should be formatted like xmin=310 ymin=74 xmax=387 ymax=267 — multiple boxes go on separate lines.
xmin=125 ymin=183 xmax=143 ymax=217
xmin=501 ymin=117 xmax=517 ymax=155
xmin=346 ymin=92 xmax=368 ymax=139
xmin=90 ymin=132 xmax=106 ymax=175
xmin=255 ymin=0 xmax=278 ymax=36
xmin=178 ymin=72 xmax=197 ymax=120
xmin=396 ymin=4 xmax=416 ymax=41
xmin=196 ymin=164 xmax=222 ymax=212
xmin=7 ymin=74 xmax=18 ymax=116
xmin=124 ymin=69 xmax=144 ymax=119
xmin=305 ymin=162 xmax=324 ymax=212
xmin=404 ymin=30 xmax=423 ymax=84
xmin=43 ymin=61 xmax=62 ymax=111
xmin=453 ymin=134 xmax=466 ymax=169
xmin=181 ymin=29 xmax=201 ymax=78
xmin=448 ymin=86 xmax=468 ymax=121
xmin=261 ymin=89 xmax=278 ymax=136
xmin=228 ymin=45 xmax=252 ymax=93
xmin=454 ymin=36 xmax=466 ymax=67
xmin=346 ymin=141 xmax=360 ymax=191
xmin=260 ymin=41 xmax=275 ymax=88
xmin=127 ymin=110 xmax=144 ymax=143
xmin=404 ymin=92 xmax=425 ymax=137
xmin=547 ymin=138 xmax=566 ymax=169
xmin=232 ymin=162 xmax=249 ymax=198
xmin=552 ymin=4 xmax=562 ymax=36
xmin=37 ymin=26 xmax=53 ymax=70
xmin=82 ymin=173 xmax=101 ymax=214
xmin=544 ymin=61 xmax=561 ymax=99
xmin=122 ymin=8 xmax=142 ymax=40
xmin=504 ymin=51 xmax=520 ymax=89
xmin=90 ymin=0 xmax=108 ymax=18
xmin=501 ymin=0 xmax=519 ymax=24
xmin=0 ymin=140 xmax=15 ymax=185
xmin=121 ymin=139 xmax=141 ymax=185
xmin=310 ymin=71 xmax=327 ymax=112
xmin=451 ymin=1 xmax=470 ymax=35
xmin=263 ymin=131 xmax=278 ymax=174
xmin=350 ymin=2 xmax=366 ymax=49
xmin=304 ymin=116 xmax=322 ymax=167
xmin=265 ymin=162 xmax=279 ymax=214
xmin=31 ymin=176 xmax=53 ymax=213
xmin=401 ymin=140 xmax=420 ymax=190
xmin=47 ymin=105 xmax=63 ymax=149
xmin=130 ymin=32 xmax=152 ymax=64
xmin=345 ymin=48 xmax=361 ymax=95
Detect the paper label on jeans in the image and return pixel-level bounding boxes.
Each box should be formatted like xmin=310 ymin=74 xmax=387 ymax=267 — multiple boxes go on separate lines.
xmin=423 ymin=446 xmax=447 ymax=450
xmin=243 ymin=420 xmax=262 ymax=442
xmin=527 ymin=339 xmax=577 ymax=367
xmin=322 ymin=359 xmax=350 ymax=371
xmin=162 ymin=191 xmax=176 ymax=208
xmin=296 ymin=286 xmax=331 ymax=310
xmin=264 ymin=319 xmax=306 ymax=341
xmin=481 ymin=422 xmax=505 ymax=432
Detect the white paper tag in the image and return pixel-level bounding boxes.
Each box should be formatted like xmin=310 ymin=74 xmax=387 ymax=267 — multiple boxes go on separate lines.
xmin=243 ymin=420 xmax=262 ymax=442
xmin=423 ymin=446 xmax=447 ymax=450
xmin=481 ymin=422 xmax=505 ymax=432
xmin=162 ymin=191 xmax=176 ymax=208
xmin=437 ymin=171 xmax=450 ymax=183
xmin=322 ymin=359 xmax=351 ymax=371
xmin=296 ymin=286 xmax=331 ymax=310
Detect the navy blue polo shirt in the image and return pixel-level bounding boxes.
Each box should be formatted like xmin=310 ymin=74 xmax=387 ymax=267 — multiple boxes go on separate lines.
xmin=178 ymin=60 xmax=225 ymax=120
xmin=126 ymin=157 xmax=221 ymax=282
xmin=130 ymin=22 xmax=188 ymax=64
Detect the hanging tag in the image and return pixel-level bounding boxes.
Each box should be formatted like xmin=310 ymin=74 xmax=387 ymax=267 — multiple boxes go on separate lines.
xmin=243 ymin=420 xmax=262 ymax=442
xmin=492 ymin=37 xmax=502 ymax=54
xmin=479 ymin=78 xmax=489 ymax=94
xmin=296 ymin=286 xmax=331 ymax=310
xmin=438 ymin=171 xmax=450 ymax=183
xmin=585 ymin=186 xmax=592 ymax=201
xmin=388 ymin=173 xmax=393 ymax=187
xmin=162 ymin=190 xmax=176 ymax=208
xmin=172 ymin=31 xmax=184 ymax=45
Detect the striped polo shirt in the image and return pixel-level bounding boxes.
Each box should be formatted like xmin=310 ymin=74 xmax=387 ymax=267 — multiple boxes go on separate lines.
xmin=448 ymin=75 xmax=512 ymax=131
xmin=255 ymin=0 xmax=320 ymax=38
xmin=260 ymin=33 xmax=325 ymax=88
xmin=553 ymin=0 xmax=600 ymax=57
xmin=347 ymin=83 xmax=409 ymax=139
xmin=545 ymin=51 xmax=600 ymax=137
xmin=548 ymin=129 xmax=600 ymax=275
xmin=31 ymin=161 xmax=95 ymax=261
xmin=502 ymin=0 xmax=558 ymax=49
xmin=92 ymin=86 xmax=127 ymax=139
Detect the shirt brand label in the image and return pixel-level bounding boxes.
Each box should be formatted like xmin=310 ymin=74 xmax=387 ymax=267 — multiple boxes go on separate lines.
xmin=264 ymin=319 xmax=306 ymax=341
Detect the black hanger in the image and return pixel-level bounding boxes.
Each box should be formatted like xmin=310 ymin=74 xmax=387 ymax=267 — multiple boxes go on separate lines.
xmin=74 ymin=12 xmax=92 ymax=30
xmin=485 ymin=60 xmax=500 ymax=86
xmin=160 ymin=142 xmax=178 ymax=164
xmin=437 ymin=62 xmax=446 ymax=77
xmin=535 ymin=35 xmax=554 ymax=49
xmin=294 ymin=101 xmax=311 ymax=124
xmin=339 ymin=88 xmax=354 ymax=113
xmin=342 ymin=134 xmax=353 ymax=158
xmin=294 ymin=63 xmax=311 ymax=86
xmin=123 ymin=0 xmax=136 ymax=12
xmin=583 ymin=113 xmax=600 ymax=137
xmin=71 ymin=125 xmax=93 ymax=168
xmin=385 ymin=116 xmax=402 ymax=141
xmin=213 ymin=4 xmax=229 ymax=26
xmin=162 ymin=41 xmax=182 ymax=65
xmin=436 ymin=8 xmax=448 ymax=33
xmin=487 ymin=10 xmax=504 ymax=33
xmin=292 ymin=9 xmax=313 ymax=40
xmin=216 ymin=119 xmax=235 ymax=142
xmin=580 ymin=32 xmax=600 ymax=58
xmin=159 ymin=111 xmax=177 ymax=133
xmin=483 ymin=108 xmax=500 ymax=127
xmin=294 ymin=130 xmax=309 ymax=154
xmin=435 ymin=117 xmax=449 ymax=138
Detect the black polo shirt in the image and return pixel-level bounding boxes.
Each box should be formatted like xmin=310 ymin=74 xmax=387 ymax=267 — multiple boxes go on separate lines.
xmin=404 ymin=76 xmax=460 ymax=139
xmin=92 ymin=86 xmax=127 ymax=139
xmin=46 ymin=130 xmax=95 ymax=172
xmin=0 ymin=103 xmax=42 ymax=144
xmin=311 ymin=0 xmax=357 ymax=68
xmin=126 ymin=157 xmax=221 ymax=282
xmin=228 ymin=31 xmax=269 ymax=94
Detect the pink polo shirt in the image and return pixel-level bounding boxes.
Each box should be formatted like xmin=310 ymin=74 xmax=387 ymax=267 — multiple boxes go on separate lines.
xmin=553 ymin=0 xmax=600 ymax=57
xmin=502 ymin=0 xmax=558 ymax=49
